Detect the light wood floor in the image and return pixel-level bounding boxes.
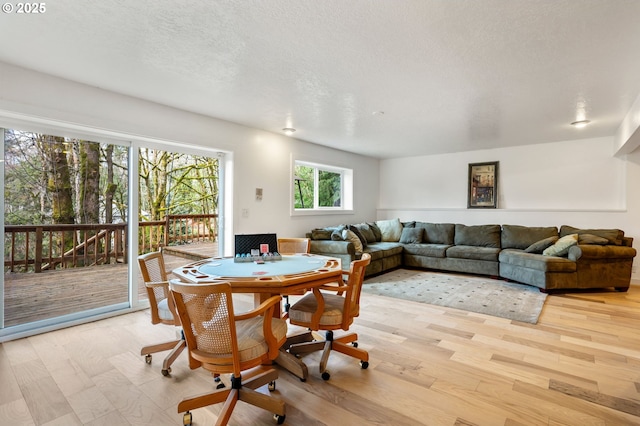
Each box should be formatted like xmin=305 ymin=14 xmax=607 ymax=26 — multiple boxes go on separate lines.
xmin=1 ymin=280 xmax=639 ymax=425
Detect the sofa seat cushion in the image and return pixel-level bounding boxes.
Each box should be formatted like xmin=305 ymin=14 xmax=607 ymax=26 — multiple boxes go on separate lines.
xmin=499 ymin=249 xmax=576 ymax=272
xmin=402 ymin=243 xmax=451 ymax=258
xmin=364 ymin=242 xmax=403 ymax=261
xmin=446 ymin=245 xmax=500 ymax=261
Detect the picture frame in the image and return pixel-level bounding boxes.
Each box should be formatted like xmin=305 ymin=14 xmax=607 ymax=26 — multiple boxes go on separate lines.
xmin=468 ymin=161 xmax=498 ymax=208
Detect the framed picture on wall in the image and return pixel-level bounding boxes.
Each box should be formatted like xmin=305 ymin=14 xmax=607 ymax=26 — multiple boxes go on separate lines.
xmin=468 ymin=161 xmax=498 ymax=208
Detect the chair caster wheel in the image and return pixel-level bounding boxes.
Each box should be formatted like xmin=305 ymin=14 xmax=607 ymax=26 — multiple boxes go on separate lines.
xmin=268 ymin=381 xmax=276 ymax=391
xmin=216 ymin=382 xmax=225 ymax=389
xmin=161 ymin=368 xmax=171 ymax=376
xmin=352 ymin=342 xmax=358 ymax=348
xmin=274 ymin=413 xmax=286 ymax=424
xmin=145 ymin=354 xmax=152 ymax=364
xmin=360 ymin=361 xmax=369 ymax=369
xmin=321 ymin=371 xmax=331 ymax=380
xmin=183 ymin=411 xmax=192 ymax=426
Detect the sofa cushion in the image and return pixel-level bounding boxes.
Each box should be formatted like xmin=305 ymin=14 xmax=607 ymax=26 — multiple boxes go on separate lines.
xmin=402 ymin=243 xmax=450 ymax=258
xmin=446 ymin=245 xmax=500 ymax=261
xmin=543 ymin=234 xmax=578 ymax=257
xmin=499 ymin=249 xmax=577 ymax=272
xmin=377 ymin=218 xmax=403 ymax=242
xmin=399 ymin=227 xmax=423 ymax=244
xmin=354 ymin=223 xmax=377 ymax=244
xmin=501 ymin=225 xmax=558 ymax=249
xmin=578 ymin=233 xmax=611 ymax=245
xmin=524 ymin=236 xmax=559 ymax=254
xmin=310 ymin=228 xmax=333 ymax=240
xmin=348 ymin=225 xmax=368 ymax=249
xmin=560 ymin=225 xmax=623 ymax=246
xmin=342 ymin=229 xmax=363 ymax=253
xmin=331 ymin=229 xmax=344 ymax=240
xmin=415 ymin=222 xmax=455 ymax=245
xmin=364 ymin=242 xmax=404 ymax=261
xmin=367 ymin=222 xmax=382 ymax=242
xmin=454 ymin=224 xmax=501 ymax=248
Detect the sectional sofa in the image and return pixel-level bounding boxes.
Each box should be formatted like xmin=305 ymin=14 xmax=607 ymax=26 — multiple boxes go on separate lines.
xmin=307 ymin=219 xmax=637 ymax=292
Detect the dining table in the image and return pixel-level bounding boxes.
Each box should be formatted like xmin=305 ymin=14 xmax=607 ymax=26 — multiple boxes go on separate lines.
xmin=172 ymin=253 xmax=344 ymax=381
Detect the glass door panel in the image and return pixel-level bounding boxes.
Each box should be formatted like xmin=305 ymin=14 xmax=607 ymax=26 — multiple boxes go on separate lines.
xmin=3 ymin=129 xmax=129 ymax=327
xmin=136 ymin=148 xmax=220 ymax=304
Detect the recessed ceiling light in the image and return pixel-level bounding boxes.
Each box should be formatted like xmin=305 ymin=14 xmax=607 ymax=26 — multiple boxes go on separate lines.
xmin=372 ymin=111 xmax=385 ymax=116
xmin=570 ymin=120 xmax=591 ymax=128
xmin=282 ymin=127 xmax=296 ymax=135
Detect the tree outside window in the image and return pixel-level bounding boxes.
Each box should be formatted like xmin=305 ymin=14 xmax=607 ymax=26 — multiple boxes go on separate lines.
xmin=294 ymin=161 xmax=348 ymax=210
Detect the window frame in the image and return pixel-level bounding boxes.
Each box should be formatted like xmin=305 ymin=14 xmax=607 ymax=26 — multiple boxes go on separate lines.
xmin=290 ymin=157 xmax=353 ymax=216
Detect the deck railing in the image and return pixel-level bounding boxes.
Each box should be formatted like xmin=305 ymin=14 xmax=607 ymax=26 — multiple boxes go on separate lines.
xmin=4 ymin=214 xmax=218 ymax=273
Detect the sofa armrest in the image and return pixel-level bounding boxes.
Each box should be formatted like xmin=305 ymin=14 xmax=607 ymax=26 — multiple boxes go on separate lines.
xmin=310 ymin=240 xmax=355 ymax=256
xmin=568 ymin=244 xmax=637 ymax=261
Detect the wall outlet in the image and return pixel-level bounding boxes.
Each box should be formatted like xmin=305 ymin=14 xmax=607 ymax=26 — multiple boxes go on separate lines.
xmin=241 ymin=208 xmax=249 ymax=218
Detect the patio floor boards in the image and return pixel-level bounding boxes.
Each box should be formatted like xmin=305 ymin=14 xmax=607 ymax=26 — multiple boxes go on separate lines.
xmin=3 ymin=242 xmax=217 ymax=327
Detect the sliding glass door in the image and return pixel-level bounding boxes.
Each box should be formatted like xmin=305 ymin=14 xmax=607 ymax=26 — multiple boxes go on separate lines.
xmin=2 ymin=128 xmax=130 ymax=329
xmin=1 ymin=125 xmax=224 ymax=339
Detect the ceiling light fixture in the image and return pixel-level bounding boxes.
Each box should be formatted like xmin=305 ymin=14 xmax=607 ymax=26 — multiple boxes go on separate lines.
xmin=570 ymin=120 xmax=591 ymax=128
xmin=282 ymin=127 xmax=296 ymax=136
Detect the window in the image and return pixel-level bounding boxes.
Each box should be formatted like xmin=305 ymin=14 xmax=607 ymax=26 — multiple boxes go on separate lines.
xmin=293 ymin=160 xmax=353 ymax=213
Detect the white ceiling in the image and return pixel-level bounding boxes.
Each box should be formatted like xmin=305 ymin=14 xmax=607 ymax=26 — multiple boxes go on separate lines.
xmin=2 ymin=0 xmax=640 ymax=159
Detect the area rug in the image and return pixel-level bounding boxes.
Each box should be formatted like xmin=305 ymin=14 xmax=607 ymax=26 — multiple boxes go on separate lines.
xmin=362 ymin=269 xmax=547 ymax=323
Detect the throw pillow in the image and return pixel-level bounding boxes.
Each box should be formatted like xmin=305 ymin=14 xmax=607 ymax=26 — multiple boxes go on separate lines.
xmin=524 ymin=236 xmax=559 ymax=254
xmin=342 ymin=229 xmax=363 ymax=253
xmin=348 ymin=225 xmax=368 ymax=249
xmin=331 ymin=229 xmax=344 ymax=241
xmin=543 ymin=234 xmax=578 ymax=257
xmin=399 ymin=227 xmax=423 ymax=244
xmin=377 ymin=218 xmax=403 ymax=242
xmin=367 ymin=222 xmax=382 ymax=242
xmin=578 ymin=233 xmax=609 ymax=245
xmin=355 ymin=223 xmax=377 ymax=244
xmin=560 ymin=225 xmax=623 ymax=245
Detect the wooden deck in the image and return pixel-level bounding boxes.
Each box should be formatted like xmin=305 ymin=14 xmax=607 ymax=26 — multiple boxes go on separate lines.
xmin=3 ymin=242 xmax=218 ymax=327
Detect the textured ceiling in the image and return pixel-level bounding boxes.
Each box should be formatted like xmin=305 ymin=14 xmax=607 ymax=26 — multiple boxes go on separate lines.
xmin=1 ymin=0 xmax=640 ymax=159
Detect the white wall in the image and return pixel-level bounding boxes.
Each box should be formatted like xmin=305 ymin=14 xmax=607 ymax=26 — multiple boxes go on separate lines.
xmin=378 ymin=138 xmax=639 ymax=280
xmin=0 ymin=62 xmax=380 ymax=256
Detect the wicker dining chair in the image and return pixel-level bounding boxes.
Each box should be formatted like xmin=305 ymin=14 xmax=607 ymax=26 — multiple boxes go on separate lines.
xmin=287 ymin=253 xmax=371 ymax=380
xmin=169 ymin=279 xmax=287 ymax=426
xmin=138 ymin=250 xmax=186 ymax=376
xmin=277 ymin=237 xmax=311 ymax=313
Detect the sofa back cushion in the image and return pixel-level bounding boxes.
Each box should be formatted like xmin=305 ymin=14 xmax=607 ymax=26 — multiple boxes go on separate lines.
xmin=354 ymin=223 xmax=377 ymax=244
xmin=376 ymin=218 xmax=403 ymax=242
xmin=560 ymin=225 xmax=623 ymax=246
xmin=415 ymin=222 xmax=455 ymax=245
xmin=501 ymin=225 xmax=558 ymax=249
xmin=454 ymin=224 xmax=501 ymax=248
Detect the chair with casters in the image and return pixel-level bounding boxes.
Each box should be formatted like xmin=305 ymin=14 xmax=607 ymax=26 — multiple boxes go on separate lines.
xmin=169 ymin=279 xmax=287 ymax=426
xmin=138 ymin=250 xmax=186 ymax=377
xmin=277 ymin=237 xmax=311 ymax=313
xmin=287 ymin=252 xmax=371 ymax=380
xmin=276 ymin=237 xmax=310 ymax=255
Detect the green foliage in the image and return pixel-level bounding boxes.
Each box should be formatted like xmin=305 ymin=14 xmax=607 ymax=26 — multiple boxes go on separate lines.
xmin=4 ymin=131 xmax=219 ymax=226
xmin=294 ymin=164 xmax=342 ymax=209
